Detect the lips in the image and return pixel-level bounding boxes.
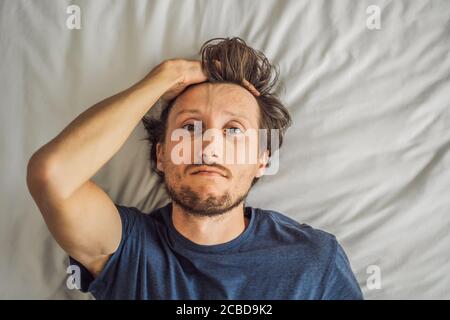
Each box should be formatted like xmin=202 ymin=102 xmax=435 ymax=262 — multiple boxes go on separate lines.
xmin=191 ymin=166 xmax=227 ymax=177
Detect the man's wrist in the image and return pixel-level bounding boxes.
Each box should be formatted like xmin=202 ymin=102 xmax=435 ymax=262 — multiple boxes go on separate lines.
xmin=129 ymin=71 xmax=173 ymax=100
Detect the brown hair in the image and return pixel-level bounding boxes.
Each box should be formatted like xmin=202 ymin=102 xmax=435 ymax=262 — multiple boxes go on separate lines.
xmin=141 ymin=37 xmax=292 ymax=187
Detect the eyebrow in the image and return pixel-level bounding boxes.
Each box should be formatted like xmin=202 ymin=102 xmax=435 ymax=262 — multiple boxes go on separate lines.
xmin=173 ymin=109 xmax=202 ymax=119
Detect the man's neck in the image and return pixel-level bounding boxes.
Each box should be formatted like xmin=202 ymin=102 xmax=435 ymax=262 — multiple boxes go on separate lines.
xmin=171 ymin=202 xmax=249 ymax=246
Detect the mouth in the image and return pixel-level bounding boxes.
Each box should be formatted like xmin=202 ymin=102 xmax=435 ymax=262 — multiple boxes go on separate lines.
xmin=190 ymin=166 xmax=227 ymax=178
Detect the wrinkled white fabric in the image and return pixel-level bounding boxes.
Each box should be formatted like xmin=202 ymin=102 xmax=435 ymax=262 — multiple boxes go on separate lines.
xmin=1 ymin=0 xmax=449 ymax=299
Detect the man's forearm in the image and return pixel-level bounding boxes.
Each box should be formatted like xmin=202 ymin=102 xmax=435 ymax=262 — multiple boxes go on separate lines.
xmin=29 ymin=73 xmax=176 ymax=199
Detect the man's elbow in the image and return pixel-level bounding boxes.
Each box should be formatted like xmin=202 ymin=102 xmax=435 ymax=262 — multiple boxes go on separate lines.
xmin=26 ymin=152 xmax=58 ymax=198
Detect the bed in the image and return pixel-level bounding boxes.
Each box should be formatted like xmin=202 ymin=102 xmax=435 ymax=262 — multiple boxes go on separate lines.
xmin=1 ymin=0 xmax=449 ymax=299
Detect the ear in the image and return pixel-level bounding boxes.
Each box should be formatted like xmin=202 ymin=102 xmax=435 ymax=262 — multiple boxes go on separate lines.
xmin=255 ymin=150 xmax=270 ymax=178
xmin=156 ymin=142 xmax=164 ymax=172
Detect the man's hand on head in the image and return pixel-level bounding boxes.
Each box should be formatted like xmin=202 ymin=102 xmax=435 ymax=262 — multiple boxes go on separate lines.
xmin=143 ymin=59 xmax=208 ymax=103
xmin=144 ymin=58 xmax=260 ymax=104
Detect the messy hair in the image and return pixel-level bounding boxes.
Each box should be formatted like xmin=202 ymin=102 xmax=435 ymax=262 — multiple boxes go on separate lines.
xmin=141 ymin=37 xmax=292 ymax=187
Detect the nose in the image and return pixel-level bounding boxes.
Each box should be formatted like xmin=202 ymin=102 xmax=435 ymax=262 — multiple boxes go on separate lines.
xmin=202 ymin=146 xmax=218 ymax=164
xmin=193 ymin=128 xmax=224 ymax=165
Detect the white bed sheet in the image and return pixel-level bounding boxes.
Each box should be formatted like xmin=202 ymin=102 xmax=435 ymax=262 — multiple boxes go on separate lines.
xmin=1 ymin=0 xmax=449 ymax=299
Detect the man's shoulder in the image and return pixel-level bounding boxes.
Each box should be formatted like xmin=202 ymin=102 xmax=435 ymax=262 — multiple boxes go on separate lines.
xmin=254 ymin=206 xmax=337 ymax=239
xmin=113 ymin=202 xmax=169 ymax=231
xmin=252 ymin=206 xmax=338 ymax=257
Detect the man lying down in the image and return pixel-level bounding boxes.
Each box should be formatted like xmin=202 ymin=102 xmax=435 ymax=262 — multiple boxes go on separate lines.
xmin=27 ymin=37 xmax=363 ymax=300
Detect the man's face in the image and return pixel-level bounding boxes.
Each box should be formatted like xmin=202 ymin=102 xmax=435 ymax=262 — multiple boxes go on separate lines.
xmin=156 ymin=82 xmax=268 ymax=217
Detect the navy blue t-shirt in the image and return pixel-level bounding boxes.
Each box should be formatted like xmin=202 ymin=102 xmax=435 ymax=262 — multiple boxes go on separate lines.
xmin=68 ymin=202 xmax=363 ymax=300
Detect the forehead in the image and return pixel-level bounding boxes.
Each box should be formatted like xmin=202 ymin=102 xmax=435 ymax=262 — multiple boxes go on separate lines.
xmin=169 ymin=82 xmax=260 ymax=126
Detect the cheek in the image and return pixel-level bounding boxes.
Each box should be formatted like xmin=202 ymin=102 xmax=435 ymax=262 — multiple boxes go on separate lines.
xmin=167 ymin=165 xmax=184 ymax=180
xmin=162 ymin=157 xmax=185 ymax=181
xmin=230 ymin=165 xmax=258 ymax=184
xmin=163 ymin=142 xmax=182 ymax=170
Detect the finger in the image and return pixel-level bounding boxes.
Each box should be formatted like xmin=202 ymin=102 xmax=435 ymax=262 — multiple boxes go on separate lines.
xmin=213 ymin=59 xmax=222 ymax=69
xmin=213 ymin=60 xmax=260 ymax=96
xmin=193 ymin=61 xmax=208 ymax=82
xmin=242 ymin=79 xmax=260 ymax=96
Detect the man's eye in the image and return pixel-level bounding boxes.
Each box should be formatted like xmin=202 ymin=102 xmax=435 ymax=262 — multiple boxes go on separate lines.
xmin=224 ymin=127 xmax=243 ymax=135
xmin=182 ymin=124 xmax=195 ymax=132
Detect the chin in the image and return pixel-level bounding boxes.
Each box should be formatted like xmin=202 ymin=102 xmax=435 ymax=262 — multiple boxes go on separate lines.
xmin=190 ymin=184 xmax=224 ymax=196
